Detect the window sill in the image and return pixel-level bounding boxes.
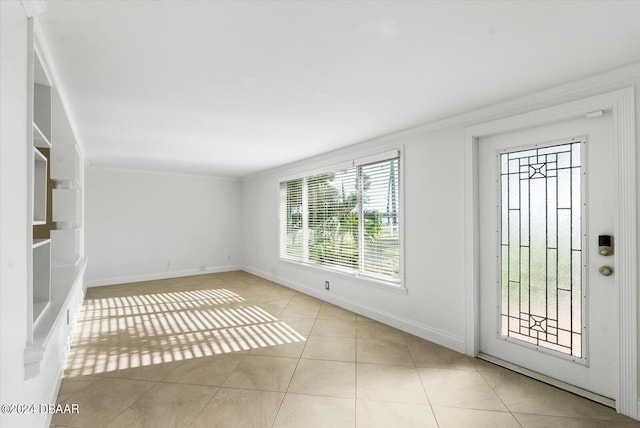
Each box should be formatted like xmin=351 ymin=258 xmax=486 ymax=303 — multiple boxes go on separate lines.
xmin=278 ymin=257 xmax=407 ymax=294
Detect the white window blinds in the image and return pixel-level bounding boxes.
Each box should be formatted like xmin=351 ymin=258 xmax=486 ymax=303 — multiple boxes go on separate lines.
xmin=279 ymin=152 xmax=401 ymax=285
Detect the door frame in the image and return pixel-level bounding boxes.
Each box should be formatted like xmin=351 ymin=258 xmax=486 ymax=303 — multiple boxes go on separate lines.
xmin=463 ymin=88 xmax=637 ymax=419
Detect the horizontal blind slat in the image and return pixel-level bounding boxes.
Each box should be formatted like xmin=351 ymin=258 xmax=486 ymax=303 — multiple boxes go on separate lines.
xmin=279 ymin=155 xmax=400 ymax=284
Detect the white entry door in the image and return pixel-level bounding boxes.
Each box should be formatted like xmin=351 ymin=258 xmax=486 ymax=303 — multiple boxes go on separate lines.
xmin=478 ymin=111 xmax=618 ymax=401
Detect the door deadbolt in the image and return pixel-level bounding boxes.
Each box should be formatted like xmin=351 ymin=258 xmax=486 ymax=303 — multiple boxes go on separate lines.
xmin=598 ymin=235 xmax=613 ymax=256
xmin=599 ymin=266 xmax=613 ymax=276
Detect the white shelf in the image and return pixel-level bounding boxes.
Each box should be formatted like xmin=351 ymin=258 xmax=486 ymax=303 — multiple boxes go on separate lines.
xmin=32 ymin=239 xmax=51 ymax=323
xmin=33 ymin=238 xmax=50 ymax=249
xmin=33 ymin=122 xmax=52 ymax=149
xmin=33 ymin=148 xmax=47 ymax=225
xmin=52 ymin=188 xmax=80 ymax=224
xmin=33 ymin=299 xmax=49 ymax=325
xmin=50 ymin=144 xmax=80 ymax=185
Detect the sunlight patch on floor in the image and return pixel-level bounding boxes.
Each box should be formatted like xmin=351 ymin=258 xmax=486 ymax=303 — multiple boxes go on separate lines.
xmin=66 ymin=287 xmax=306 ymax=377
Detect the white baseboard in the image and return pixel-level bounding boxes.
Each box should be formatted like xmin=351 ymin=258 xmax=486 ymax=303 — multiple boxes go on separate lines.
xmin=241 ymin=265 xmax=465 ymax=353
xmin=87 ymin=265 xmax=242 ymax=287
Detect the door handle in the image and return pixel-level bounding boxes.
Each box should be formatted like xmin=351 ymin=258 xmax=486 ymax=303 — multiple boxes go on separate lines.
xmin=599 ymin=266 xmax=613 ymax=276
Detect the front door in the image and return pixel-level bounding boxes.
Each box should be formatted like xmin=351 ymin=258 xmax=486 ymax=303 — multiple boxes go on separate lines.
xmin=478 ymin=111 xmax=617 ymax=401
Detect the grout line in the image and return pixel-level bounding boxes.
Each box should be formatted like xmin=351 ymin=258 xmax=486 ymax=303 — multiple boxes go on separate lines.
xmin=98 ymin=381 xmax=155 ymax=428
xmin=409 ymin=336 xmax=441 ymax=428
xmin=270 ymin=312 xmax=319 ymax=428
xmin=185 ymin=388 xmax=219 ymax=428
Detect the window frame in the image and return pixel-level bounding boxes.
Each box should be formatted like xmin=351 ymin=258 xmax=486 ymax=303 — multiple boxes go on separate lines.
xmin=277 ymin=148 xmax=405 ymax=291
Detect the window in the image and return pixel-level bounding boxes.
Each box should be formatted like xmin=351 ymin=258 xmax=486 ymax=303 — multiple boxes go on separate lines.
xmin=279 ymin=150 xmax=401 ymax=285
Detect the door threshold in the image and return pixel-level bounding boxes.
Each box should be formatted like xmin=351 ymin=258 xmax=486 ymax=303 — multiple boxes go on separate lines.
xmin=477 ymin=352 xmax=615 ymax=408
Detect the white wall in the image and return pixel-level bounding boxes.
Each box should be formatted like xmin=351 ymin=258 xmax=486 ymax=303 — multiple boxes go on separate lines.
xmin=85 ymin=166 xmax=242 ymax=286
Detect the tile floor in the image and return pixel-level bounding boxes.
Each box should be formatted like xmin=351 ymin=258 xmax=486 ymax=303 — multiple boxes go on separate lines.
xmin=51 ymin=271 xmax=638 ymax=428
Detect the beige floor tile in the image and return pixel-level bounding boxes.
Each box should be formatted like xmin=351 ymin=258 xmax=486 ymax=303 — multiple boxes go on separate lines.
xmin=357 ymin=319 xmax=406 ymax=343
xmin=56 ymin=375 xmax=100 ymax=402
xmin=248 ymin=340 xmax=306 ymax=358
xmin=222 ymin=355 xmax=298 ymax=391
xmin=356 ymin=400 xmax=438 ymax=428
xmin=64 ymin=345 xmax=191 ymax=379
xmin=472 ymin=358 xmax=515 ymax=388
xmin=433 ymin=407 xmax=521 ymax=428
xmin=418 ymin=367 xmax=508 ymax=411
xmin=277 ymin=316 xmax=316 ymax=336
xmin=356 ymin=363 xmax=428 ymax=404
xmin=239 ymin=319 xmax=307 ymax=348
xmin=288 ymin=359 xmax=355 ymax=398
xmin=253 ymin=297 xmax=293 ymax=317
xmin=162 ymin=353 xmax=244 ymax=386
xmin=189 ymin=388 xmax=284 ymax=428
xmin=290 ymin=294 xmax=324 ymax=304
xmin=266 ymin=286 xmax=298 ymax=300
xmin=318 ymin=303 xmax=357 ymax=321
xmin=273 ymin=393 xmax=355 ymax=428
xmin=357 ymin=337 xmax=414 ymax=366
xmin=480 ymin=366 xmax=632 ymax=421
xmin=302 ymin=336 xmax=356 ymax=362
xmin=279 ymin=299 xmax=322 ymax=318
xmin=237 ymin=288 xmax=277 ymax=302
xmin=105 ymin=382 xmax=216 ymax=428
xmin=406 ymin=336 xmax=477 ymax=370
xmin=51 ymin=377 xmax=153 ymax=428
xmin=96 ymin=362 xmax=183 ymax=383
xmin=513 ymin=413 xmax=640 ymax=427
xmin=310 ymin=318 xmax=357 ymax=337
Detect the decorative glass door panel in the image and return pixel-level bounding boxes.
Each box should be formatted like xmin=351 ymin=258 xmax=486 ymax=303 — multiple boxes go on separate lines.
xmin=499 ymin=140 xmax=584 ymax=359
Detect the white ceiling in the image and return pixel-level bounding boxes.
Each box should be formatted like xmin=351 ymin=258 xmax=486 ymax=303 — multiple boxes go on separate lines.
xmin=38 ymin=1 xmax=640 ymax=178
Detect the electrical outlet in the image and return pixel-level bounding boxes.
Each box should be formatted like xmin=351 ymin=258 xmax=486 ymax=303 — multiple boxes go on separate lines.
xmin=325 ymin=280 xmax=330 ymax=290
xmin=66 ymin=309 xmax=70 ymax=325
xmin=198 ymin=265 xmax=206 ymax=272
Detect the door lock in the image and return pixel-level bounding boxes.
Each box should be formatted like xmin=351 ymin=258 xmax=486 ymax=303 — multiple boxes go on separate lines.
xmin=598 ymin=235 xmax=613 ymax=256
xmin=599 ymin=266 xmax=613 ymax=276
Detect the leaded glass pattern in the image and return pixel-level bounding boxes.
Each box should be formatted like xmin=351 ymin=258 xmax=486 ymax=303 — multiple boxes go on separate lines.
xmin=499 ymin=141 xmax=584 ymax=358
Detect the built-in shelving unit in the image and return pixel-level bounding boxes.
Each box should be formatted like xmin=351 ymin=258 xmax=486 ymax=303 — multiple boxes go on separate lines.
xmin=25 ymin=18 xmax=86 ymax=380
xmin=29 ymin=35 xmax=53 ymax=334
